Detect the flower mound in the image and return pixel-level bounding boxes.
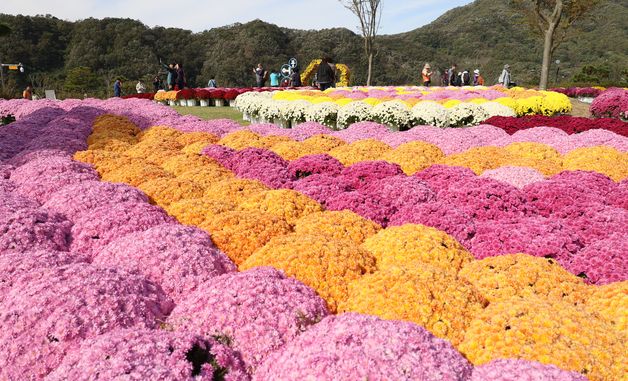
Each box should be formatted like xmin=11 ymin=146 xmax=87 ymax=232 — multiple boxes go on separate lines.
xmin=287 ymin=154 xmax=344 ymax=179
xmin=238 ymin=189 xmax=322 ymax=226
xmin=459 ymin=254 xmax=587 ymax=303
xmin=0 ymin=264 xmax=173 ymax=380
xmin=470 ymin=359 xmax=589 ymax=381
xmin=340 ymin=265 xmax=487 ymax=345
xmin=200 ymin=211 xmax=292 ymax=265
xmin=480 ymin=166 xmax=545 ymax=188
xmin=47 ymin=329 xmax=248 ymax=381
xmin=0 ymin=208 xmax=72 ymax=254
xmin=362 ymin=224 xmax=474 ymax=274
xmin=70 ymin=202 xmax=174 ymax=257
xmin=166 ymin=197 xmax=236 ymax=226
xmin=293 ymin=174 xmax=353 ymax=206
xmin=138 ymin=177 xmax=205 ymax=206
xmin=230 ymin=148 xmax=292 ymax=188
xmin=328 ymin=139 xmax=392 ymax=165
xmin=168 ymin=267 xmax=329 ymax=372
xmin=241 ymin=234 xmax=376 ymax=312
xmin=204 ymin=178 xmax=269 ymax=204
xmin=562 ymin=146 xmax=627 ymax=181
xmin=101 ymin=161 xmax=174 ymax=187
xmin=94 ymin=224 xmax=236 ymax=303
xmin=340 ymin=161 xmax=403 ymax=189
xmin=459 ymin=296 xmax=626 ymax=381
xmin=294 ymin=210 xmax=381 ymax=245
xmin=578 ymin=282 xmax=627 ymax=333
xmin=43 ymin=180 xmax=149 ymax=220
xmin=468 ymin=217 xmax=582 ymax=262
xmin=254 ymin=313 xmax=473 ymax=381
xmin=564 ymin=234 xmax=627 ymax=285
xmin=383 ymin=140 xmax=445 ymax=175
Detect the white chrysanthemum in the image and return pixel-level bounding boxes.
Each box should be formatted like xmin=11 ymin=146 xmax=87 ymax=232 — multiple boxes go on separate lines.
xmin=305 ymin=102 xmax=339 ymax=128
xmin=448 ymin=102 xmax=489 ymax=127
xmin=481 ymin=101 xmax=516 ymax=118
xmin=337 ymin=101 xmax=372 ymax=129
xmin=412 ymin=101 xmax=449 ymax=127
xmin=371 ymin=100 xmax=412 ymax=130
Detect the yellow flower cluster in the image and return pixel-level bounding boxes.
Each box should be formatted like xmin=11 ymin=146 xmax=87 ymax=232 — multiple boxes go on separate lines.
xmin=459 ymin=296 xmax=627 ymax=381
xmin=362 ymin=224 xmax=474 ymax=274
xmin=458 ymin=254 xmax=587 ymax=304
xmin=440 ymin=147 xmax=512 ymax=175
xmin=328 ymin=139 xmax=393 ymax=166
xmin=382 ymin=141 xmax=445 ymax=174
xmin=299 ymin=60 xmax=351 ymax=87
xmin=218 ymin=130 xmax=268 ymax=150
xmin=85 ymin=114 xmax=141 ymax=152
xmin=137 ymin=178 xmax=205 ymax=206
xmin=562 ymin=147 xmax=628 ymax=182
xmin=177 ymin=165 xmax=233 ymax=188
xmin=166 ymin=197 xmax=236 ymax=226
xmin=101 ymin=161 xmax=174 ymax=187
xmin=200 ymin=210 xmax=292 ymax=265
xmin=153 ymin=90 xmax=178 ymax=101
xmin=576 ymin=281 xmax=627 ymax=334
xmin=73 ymin=150 xmax=136 ymax=175
xmin=238 ymin=189 xmax=322 ymax=226
xmin=241 ymin=234 xmax=377 ymax=312
xmin=175 ymin=131 xmax=219 ymax=147
xmin=339 ymin=265 xmax=487 ymax=345
xmin=161 ymin=154 xmax=216 ymax=176
xmin=204 ymin=178 xmax=269 ymax=204
xmin=294 ymin=210 xmax=381 ymax=245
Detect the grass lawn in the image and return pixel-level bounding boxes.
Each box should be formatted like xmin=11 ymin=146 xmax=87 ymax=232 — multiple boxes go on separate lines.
xmin=172 ymin=106 xmax=250 ymax=126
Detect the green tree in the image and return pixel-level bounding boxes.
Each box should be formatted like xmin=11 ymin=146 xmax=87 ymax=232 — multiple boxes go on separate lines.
xmin=0 ymin=23 xmax=10 ymax=37
xmin=64 ymin=66 xmax=100 ymax=95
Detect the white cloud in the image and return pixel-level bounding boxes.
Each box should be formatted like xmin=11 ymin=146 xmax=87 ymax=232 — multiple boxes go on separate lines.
xmin=2 ymin=0 xmax=473 ymax=34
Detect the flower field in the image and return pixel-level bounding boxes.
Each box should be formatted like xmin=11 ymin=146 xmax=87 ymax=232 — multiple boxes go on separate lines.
xmin=0 ymin=95 xmax=627 ymax=380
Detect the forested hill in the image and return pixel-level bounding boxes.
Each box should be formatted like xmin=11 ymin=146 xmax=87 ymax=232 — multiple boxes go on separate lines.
xmin=0 ymin=0 xmax=626 ymax=98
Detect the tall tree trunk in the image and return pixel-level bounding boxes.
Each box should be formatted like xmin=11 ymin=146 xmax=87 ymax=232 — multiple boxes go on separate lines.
xmin=367 ymin=52 xmax=373 ymax=86
xmin=539 ymin=24 xmax=556 ymax=90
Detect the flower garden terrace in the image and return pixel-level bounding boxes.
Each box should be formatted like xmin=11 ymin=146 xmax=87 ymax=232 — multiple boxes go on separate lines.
xmin=0 ymin=96 xmax=626 ymax=380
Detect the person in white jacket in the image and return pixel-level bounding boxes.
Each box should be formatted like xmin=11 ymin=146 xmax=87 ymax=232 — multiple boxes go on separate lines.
xmin=498 ymin=64 xmax=511 ymax=88
xmin=136 ymin=80 xmax=146 ymax=94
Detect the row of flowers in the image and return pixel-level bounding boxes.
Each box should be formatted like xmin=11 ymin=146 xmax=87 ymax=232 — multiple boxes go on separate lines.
xmin=550 ymin=86 xmax=605 ymax=99
xmin=590 ymin=88 xmax=628 ymax=120
xmin=0 ymin=98 xmax=625 ymax=380
xmin=484 ymin=115 xmax=627 ymax=136
xmin=234 ymin=88 xmax=572 ymax=129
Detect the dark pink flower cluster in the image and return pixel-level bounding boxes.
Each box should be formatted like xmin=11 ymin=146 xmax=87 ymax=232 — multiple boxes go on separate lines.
xmin=563 ymin=233 xmax=627 ymax=285
xmin=484 ymin=115 xmax=627 ymax=136
xmin=590 ymin=88 xmax=628 ymax=119
xmin=550 ymin=87 xmax=602 ymax=98
xmin=287 ymin=154 xmax=344 ymax=179
xmin=340 ymin=161 xmax=403 ymax=189
xmin=230 ymin=147 xmax=293 ymax=188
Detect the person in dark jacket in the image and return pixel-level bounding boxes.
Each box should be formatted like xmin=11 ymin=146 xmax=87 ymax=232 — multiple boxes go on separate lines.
xmin=160 ymin=58 xmax=177 ymax=90
xmin=113 ymin=79 xmax=122 ymax=97
xmin=290 ymin=68 xmax=302 ymax=87
xmin=175 ymin=63 xmax=186 ymax=90
xmin=316 ymin=57 xmax=335 ymax=91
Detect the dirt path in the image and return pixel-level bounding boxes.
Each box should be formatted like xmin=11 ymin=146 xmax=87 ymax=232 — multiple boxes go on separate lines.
xmin=570 ymin=99 xmax=591 ymax=117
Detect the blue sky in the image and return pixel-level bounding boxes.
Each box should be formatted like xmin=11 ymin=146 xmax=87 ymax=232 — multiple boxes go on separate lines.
xmin=3 ymin=0 xmax=474 ymax=34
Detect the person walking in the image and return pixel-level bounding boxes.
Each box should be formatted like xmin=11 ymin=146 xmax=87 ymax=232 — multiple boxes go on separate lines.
xmin=175 ymin=63 xmax=186 ymax=90
xmin=421 ymin=63 xmax=432 ymax=86
xmin=447 ymin=64 xmax=457 ymax=86
xmin=22 ymin=85 xmax=33 ymax=100
xmin=461 ymin=69 xmax=471 ymax=86
xmin=473 ymin=69 xmax=485 ymax=86
xmin=113 ymin=79 xmax=122 ymax=97
xmin=290 ymin=68 xmax=302 ymax=87
xmin=253 ymin=64 xmax=267 ymax=87
xmin=207 ymin=76 xmax=217 ymax=88
xmin=316 ymin=57 xmax=335 ymax=91
xmin=136 ymin=80 xmax=146 ymax=93
xmin=498 ymin=64 xmax=512 ymax=88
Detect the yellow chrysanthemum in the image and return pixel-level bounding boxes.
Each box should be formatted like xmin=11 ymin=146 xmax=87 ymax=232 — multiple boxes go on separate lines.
xmin=362 ymin=224 xmax=473 ymax=273
xmin=181 ymin=141 xmax=213 ymax=155
xmin=577 ymin=281 xmax=627 ymax=335
xmin=459 ymin=254 xmax=587 ymax=304
xmin=218 ymin=130 xmax=265 ymax=150
xmin=383 ymin=141 xmax=445 ymax=174
xmin=241 ymin=234 xmax=377 ymax=312
xmin=73 ymin=150 xmax=133 ymax=174
xmin=300 ymin=134 xmax=347 ymax=153
xmin=562 ymin=146 xmax=628 ymax=181
xmin=294 ymin=210 xmax=381 ymax=245
xmin=270 ymin=141 xmax=316 ymax=160
xmin=259 ymin=135 xmax=294 ymax=148
xmin=459 ymin=296 xmax=627 ymax=381
xmin=238 ymin=189 xmax=323 ymax=226
xmin=204 ymin=178 xmax=269 ymax=204
xmin=160 ymin=154 xmax=216 ymax=176
xmin=138 ymin=125 xmax=183 ymax=142
xmin=125 ymin=138 xmax=183 ymax=165
xmin=137 ymin=177 xmax=205 ymax=206
xmin=87 ymin=139 xmax=134 ymax=153
xmin=166 ymin=197 xmax=236 ymax=226
xmin=340 ymin=265 xmax=487 ymax=345
xmin=200 ymin=210 xmax=292 ymax=265
xmin=101 ymin=161 xmax=174 ymax=187
xmin=176 ymin=165 xmax=234 ymax=188
xmin=440 ymin=146 xmax=512 ymax=175
xmin=175 ymin=131 xmax=219 ymax=147
xmin=91 ymin=114 xmax=141 ymax=138
xmin=328 ymin=139 xmax=392 ymax=166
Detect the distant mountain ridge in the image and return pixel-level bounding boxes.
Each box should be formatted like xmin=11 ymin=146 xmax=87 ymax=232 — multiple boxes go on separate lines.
xmin=0 ymin=0 xmax=625 ymax=96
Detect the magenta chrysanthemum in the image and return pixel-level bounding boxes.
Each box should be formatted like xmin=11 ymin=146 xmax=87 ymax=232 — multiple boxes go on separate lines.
xmin=287 ymin=154 xmax=344 ymax=179
xmin=340 ymin=161 xmax=403 ymax=189
xmin=0 ymin=264 xmax=173 ymax=380
xmin=253 ymin=313 xmax=473 ymax=381
xmin=563 ymin=233 xmax=627 ymax=284
xmin=0 ymin=207 xmax=72 ymax=254
xmin=47 ymin=329 xmax=249 ymax=381
xmin=168 ymin=267 xmax=329 ymax=372
xmin=94 ymin=224 xmax=236 ymax=302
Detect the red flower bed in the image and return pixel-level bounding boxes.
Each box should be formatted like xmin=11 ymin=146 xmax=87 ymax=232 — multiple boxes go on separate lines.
xmin=484 ymin=115 xmax=627 ymax=136
xmin=550 ymin=87 xmax=603 ymax=98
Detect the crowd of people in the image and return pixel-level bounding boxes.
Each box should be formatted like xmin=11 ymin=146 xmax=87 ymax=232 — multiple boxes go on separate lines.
xmin=422 ymin=63 xmax=515 ymax=88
